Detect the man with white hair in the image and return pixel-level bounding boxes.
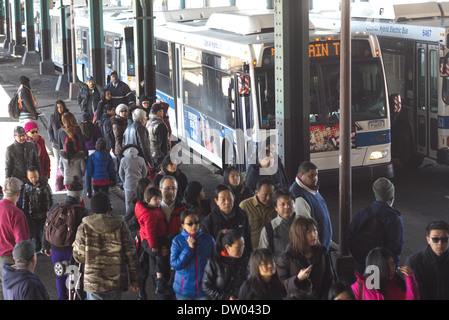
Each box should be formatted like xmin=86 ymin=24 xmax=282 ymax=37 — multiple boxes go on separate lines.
xmin=0 ymin=177 xmax=30 ymax=297
xmin=123 ymin=108 xmax=153 ymax=165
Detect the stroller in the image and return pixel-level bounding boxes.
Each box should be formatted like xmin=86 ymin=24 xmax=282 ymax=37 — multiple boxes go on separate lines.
xmin=54 ymin=257 xmax=86 ymax=300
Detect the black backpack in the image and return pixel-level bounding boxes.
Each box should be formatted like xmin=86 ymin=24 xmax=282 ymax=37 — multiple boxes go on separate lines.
xmin=8 ymin=91 xmax=21 ymax=120
xmin=349 ymin=207 xmax=394 ymax=262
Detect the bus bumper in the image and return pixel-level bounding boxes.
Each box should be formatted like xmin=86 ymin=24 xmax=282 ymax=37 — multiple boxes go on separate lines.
xmin=318 ymin=162 xmax=394 ymax=186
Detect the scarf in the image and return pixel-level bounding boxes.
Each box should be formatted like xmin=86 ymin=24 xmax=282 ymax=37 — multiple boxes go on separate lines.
xmin=295 ymin=175 xmax=320 ymax=192
xmin=18 ymin=85 xmax=38 ymax=108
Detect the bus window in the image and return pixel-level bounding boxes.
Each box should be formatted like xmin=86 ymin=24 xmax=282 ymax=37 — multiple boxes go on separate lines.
xmin=430 ymin=49 xmax=438 ymax=113
xmin=155 ymin=39 xmax=173 ymax=96
xmin=417 ymin=48 xmax=426 ymax=111
xmin=256 ymin=68 xmax=275 ymax=129
xmin=124 ymin=27 xmax=135 ymax=76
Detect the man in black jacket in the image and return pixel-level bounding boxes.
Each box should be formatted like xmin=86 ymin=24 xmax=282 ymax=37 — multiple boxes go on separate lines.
xmin=98 ymin=104 xmax=115 ymax=152
xmin=5 ymin=126 xmax=40 ymax=208
xmin=406 ymin=220 xmax=449 ymax=300
xmin=77 ymin=76 xmax=101 ymax=120
xmin=104 ymin=71 xmax=136 ymax=108
xmin=123 ymin=108 xmax=152 ymax=165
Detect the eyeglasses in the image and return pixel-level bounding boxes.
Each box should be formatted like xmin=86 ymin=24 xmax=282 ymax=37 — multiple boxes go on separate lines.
xmin=30 ymin=130 xmax=39 ymax=134
xmin=184 ymin=221 xmax=200 ymax=226
xmin=430 ymin=237 xmax=449 ymax=243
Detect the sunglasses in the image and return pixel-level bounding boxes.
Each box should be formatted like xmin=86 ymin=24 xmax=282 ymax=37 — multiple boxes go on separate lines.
xmin=30 ymin=130 xmax=39 ymax=134
xmin=184 ymin=221 xmax=200 ymax=227
xmin=430 ymin=237 xmax=449 ymax=244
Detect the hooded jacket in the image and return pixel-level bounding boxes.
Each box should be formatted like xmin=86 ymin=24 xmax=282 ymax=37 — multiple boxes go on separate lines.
xmin=73 ymin=214 xmax=139 ymax=293
xmin=135 ymin=201 xmax=168 ymax=248
xmin=2 ymin=264 xmax=49 ymax=300
xmin=123 ymin=121 xmax=152 ymax=165
xmin=118 ymin=145 xmax=147 ymax=192
xmin=59 ymin=150 xmax=86 ymax=186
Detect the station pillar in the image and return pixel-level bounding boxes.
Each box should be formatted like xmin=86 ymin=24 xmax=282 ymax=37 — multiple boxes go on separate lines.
xmin=22 ymin=0 xmax=40 ymax=65
xmin=0 ymin=0 xmax=4 ymax=35
xmin=88 ymin=0 xmax=105 ymax=87
xmin=39 ymin=0 xmax=54 ymax=75
xmin=133 ymin=0 xmax=144 ymax=98
xmin=2 ymin=0 xmax=10 ymax=49
xmin=12 ymin=0 xmax=24 ymax=55
xmin=141 ymin=0 xmax=155 ymax=99
xmin=56 ymin=1 xmax=69 ymax=91
xmin=274 ymin=0 xmax=310 ymax=180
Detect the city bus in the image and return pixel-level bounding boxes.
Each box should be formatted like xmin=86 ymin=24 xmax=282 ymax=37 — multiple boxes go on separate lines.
xmin=67 ymin=7 xmax=395 ymax=182
xmin=151 ymin=8 xmax=395 ymax=182
xmin=311 ymin=1 xmax=449 ymax=168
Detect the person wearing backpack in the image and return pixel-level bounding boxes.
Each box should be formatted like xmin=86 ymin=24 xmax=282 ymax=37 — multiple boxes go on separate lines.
xmin=42 ymin=176 xmax=88 ymax=300
xmin=17 ymin=76 xmax=39 ymax=124
xmin=346 ymin=177 xmax=404 ymax=275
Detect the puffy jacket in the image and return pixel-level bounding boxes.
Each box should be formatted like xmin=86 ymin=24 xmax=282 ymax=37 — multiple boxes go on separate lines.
xmin=146 ymin=114 xmax=169 ymax=165
xmin=73 ymin=214 xmax=139 ymax=293
xmin=111 ymin=115 xmax=128 ymax=155
xmin=123 ymin=121 xmax=152 ymax=165
xmin=2 ymin=265 xmax=49 ymax=300
xmin=351 ymin=271 xmax=419 ymax=300
xmin=5 ymin=141 xmax=40 ymax=183
xmin=170 ymin=228 xmax=215 ymax=298
xmin=59 ymin=150 xmax=86 ymax=186
xmin=119 ymin=146 xmax=147 ymax=192
xmin=104 ymin=80 xmax=136 ymax=107
xmin=134 ymin=201 xmax=168 ymax=248
xmin=202 ymin=253 xmax=249 ymax=300
xmin=23 ymin=178 xmax=53 ymax=219
xmin=87 ymin=150 xmax=115 ymax=182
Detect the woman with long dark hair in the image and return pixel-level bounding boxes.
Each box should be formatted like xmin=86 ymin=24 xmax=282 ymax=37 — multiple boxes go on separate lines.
xmin=276 ymin=217 xmax=334 ymax=300
xmin=58 ymin=112 xmax=88 ymax=158
xmin=238 ymin=248 xmax=286 ymax=300
xmin=223 ymin=166 xmax=253 ymax=206
xmin=48 ymin=100 xmax=69 ymax=168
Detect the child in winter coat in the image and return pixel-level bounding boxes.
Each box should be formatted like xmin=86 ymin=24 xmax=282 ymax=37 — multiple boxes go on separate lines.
xmin=135 ymin=186 xmax=172 ymax=297
xmin=351 ymin=247 xmax=419 ymax=300
xmin=86 ymin=139 xmax=115 ymax=204
xmin=119 ymin=145 xmax=147 ymax=213
xmin=22 ymin=167 xmax=53 ymax=252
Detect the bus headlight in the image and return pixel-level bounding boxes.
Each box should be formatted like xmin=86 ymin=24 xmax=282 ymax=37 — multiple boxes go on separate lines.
xmin=369 ymin=149 xmax=389 ymax=160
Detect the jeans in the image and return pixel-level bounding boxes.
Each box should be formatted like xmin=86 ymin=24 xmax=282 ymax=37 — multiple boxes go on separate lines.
xmin=86 ymin=290 xmax=122 ymax=300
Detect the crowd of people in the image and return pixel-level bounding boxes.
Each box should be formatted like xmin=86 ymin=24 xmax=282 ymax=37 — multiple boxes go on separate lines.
xmin=1 ymin=75 xmax=449 ymax=301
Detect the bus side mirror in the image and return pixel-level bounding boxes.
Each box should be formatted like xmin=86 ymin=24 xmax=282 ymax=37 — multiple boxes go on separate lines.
xmin=389 ymin=94 xmax=402 ymax=115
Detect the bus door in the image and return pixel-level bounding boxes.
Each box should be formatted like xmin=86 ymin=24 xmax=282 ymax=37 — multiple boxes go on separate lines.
xmin=416 ymin=43 xmax=439 ymax=160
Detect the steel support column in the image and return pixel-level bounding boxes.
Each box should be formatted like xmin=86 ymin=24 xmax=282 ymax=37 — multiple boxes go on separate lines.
xmin=133 ymin=0 xmax=144 ymax=98
xmin=12 ymin=0 xmax=23 ymax=55
xmin=22 ymin=0 xmax=40 ymax=65
xmin=88 ymin=0 xmax=105 ymax=87
xmin=56 ymin=1 xmax=69 ymax=90
xmin=141 ymin=0 xmax=155 ymax=100
xmin=274 ymin=0 xmax=310 ymax=181
xmin=0 ymin=0 xmax=5 ymax=35
xmin=2 ymin=0 xmax=10 ymax=49
xmin=69 ymin=0 xmax=80 ymax=100
xmin=39 ymin=0 xmax=54 ymax=75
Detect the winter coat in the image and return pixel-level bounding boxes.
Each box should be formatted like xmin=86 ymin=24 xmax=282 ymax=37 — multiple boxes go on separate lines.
xmin=104 ymin=80 xmax=136 ymax=107
xmin=118 ymin=146 xmax=147 ymax=192
xmin=146 ymin=114 xmax=170 ymax=166
xmin=77 ymin=83 xmax=101 ymax=119
xmin=170 ymin=228 xmax=215 ymax=298
xmin=73 ymin=214 xmax=139 ymax=293
xmin=95 ymin=99 xmax=113 ymax=122
xmin=48 ymin=113 xmax=64 ymax=148
xmin=202 ymin=253 xmax=249 ymax=300
xmin=23 ymin=178 xmax=53 ymax=220
xmin=87 ymin=150 xmax=115 ymax=182
xmin=59 ymin=150 xmax=86 ymax=186
xmin=201 ymin=205 xmax=253 ymax=260
xmin=80 ymin=121 xmax=103 ymax=151
xmin=5 ymin=141 xmax=40 ymax=183
xmin=18 ymin=85 xmax=38 ymax=120
xmin=351 ymin=271 xmax=419 ymax=300
xmin=238 ymin=274 xmax=287 ymax=300
xmin=406 ymin=245 xmax=449 ymax=300
xmin=153 ymin=167 xmax=188 ymax=201
xmin=164 ymin=199 xmax=188 ymax=238
xmin=123 ymin=121 xmax=152 ymax=165
xmin=244 ymin=157 xmax=289 ymax=193
xmin=111 ymin=115 xmax=128 ymax=155
xmin=0 ymin=199 xmax=30 ymax=256
xmin=2 ymin=265 xmax=49 ymax=300
xmin=26 ymin=135 xmax=51 ymax=179
xmin=276 ymin=244 xmax=334 ymax=300
xmin=98 ymin=113 xmax=115 ymax=151
xmin=134 ymin=201 xmax=168 ymax=248
xmin=347 ymin=201 xmax=403 ymax=273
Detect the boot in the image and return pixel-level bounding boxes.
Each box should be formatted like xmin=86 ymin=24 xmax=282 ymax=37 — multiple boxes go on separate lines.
xmin=155 ymin=278 xmax=172 ymax=296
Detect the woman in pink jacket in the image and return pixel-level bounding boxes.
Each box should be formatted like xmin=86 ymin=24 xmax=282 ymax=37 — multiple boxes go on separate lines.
xmin=351 ymin=247 xmax=419 ymax=300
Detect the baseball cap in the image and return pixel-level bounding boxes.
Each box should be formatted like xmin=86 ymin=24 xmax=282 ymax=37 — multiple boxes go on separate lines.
xmin=13 ymin=240 xmax=36 ymax=265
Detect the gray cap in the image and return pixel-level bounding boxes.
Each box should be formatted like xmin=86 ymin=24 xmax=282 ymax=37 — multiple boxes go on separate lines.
xmin=13 ymin=240 xmax=35 ymax=265
xmin=14 ymin=126 xmax=26 ymax=136
xmin=372 ymin=177 xmax=395 ymax=202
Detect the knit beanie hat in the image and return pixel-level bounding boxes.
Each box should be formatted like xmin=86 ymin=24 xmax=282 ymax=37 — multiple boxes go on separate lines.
xmin=20 ymin=76 xmax=30 ymax=85
xmin=67 ymin=176 xmax=84 ymax=198
xmin=90 ymin=191 xmax=110 ymax=214
xmin=372 ymin=177 xmax=395 ymax=202
xmin=24 ymin=121 xmax=38 ymax=133
xmin=115 ymin=104 xmax=128 ymax=116
xmin=184 ymin=181 xmax=203 ymax=201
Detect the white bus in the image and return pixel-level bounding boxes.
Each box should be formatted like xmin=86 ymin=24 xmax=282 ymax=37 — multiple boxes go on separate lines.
xmin=312 ymin=1 xmax=449 ymax=168
xmin=69 ymin=7 xmax=395 ymax=182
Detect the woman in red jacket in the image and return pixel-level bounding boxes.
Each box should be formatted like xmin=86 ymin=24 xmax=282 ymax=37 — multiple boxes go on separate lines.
xmin=24 ymin=121 xmax=51 ymax=179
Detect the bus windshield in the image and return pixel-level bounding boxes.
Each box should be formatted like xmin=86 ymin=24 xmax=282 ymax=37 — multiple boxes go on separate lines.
xmin=257 ymin=49 xmax=387 ymax=129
